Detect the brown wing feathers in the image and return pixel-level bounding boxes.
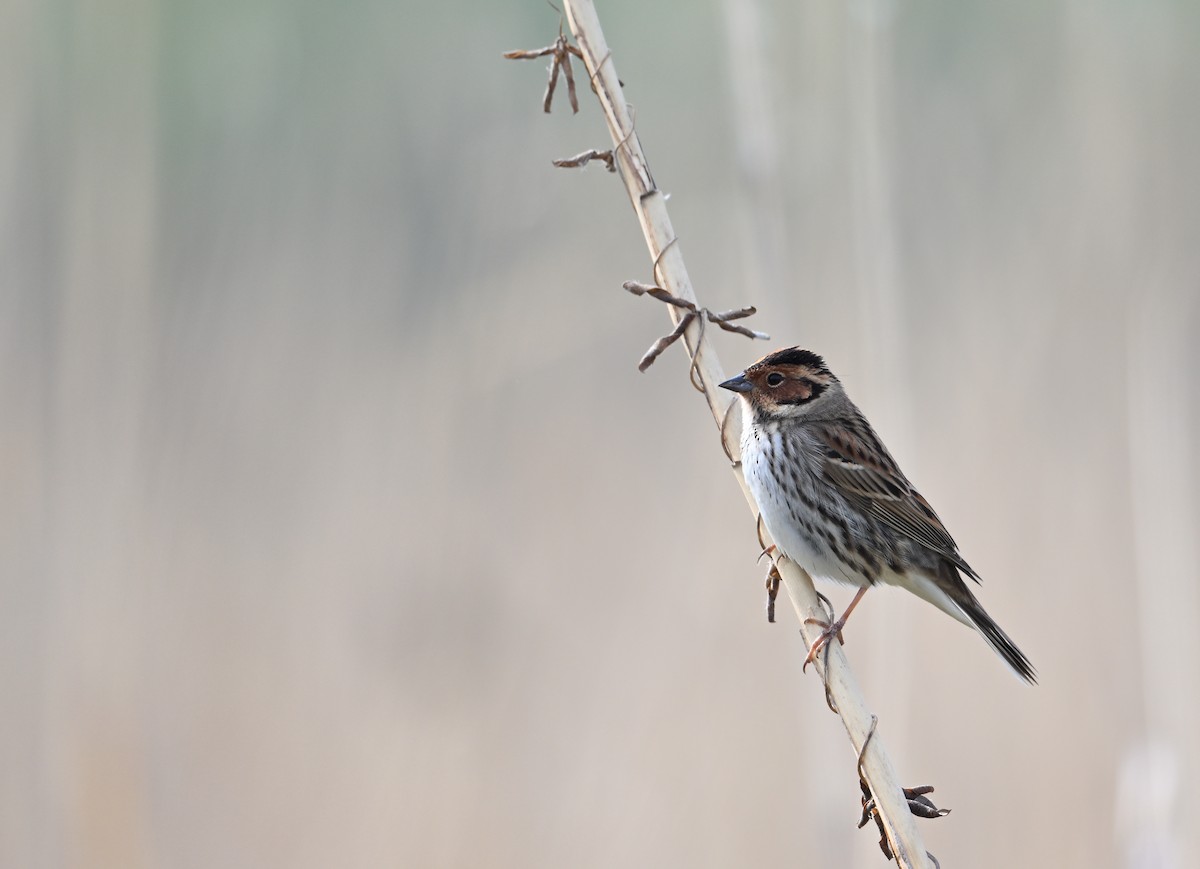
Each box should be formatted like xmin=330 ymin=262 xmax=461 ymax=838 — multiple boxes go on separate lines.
xmin=818 ymin=426 xmax=982 ymax=583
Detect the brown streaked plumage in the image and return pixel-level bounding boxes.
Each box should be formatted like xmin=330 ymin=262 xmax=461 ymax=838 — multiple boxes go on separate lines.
xmin=720 ymin=347 xmax=1035 ymax=683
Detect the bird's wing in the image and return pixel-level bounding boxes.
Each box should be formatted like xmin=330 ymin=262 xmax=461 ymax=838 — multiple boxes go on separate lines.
xmin=817 ymin=424 xmax=981 ymax=582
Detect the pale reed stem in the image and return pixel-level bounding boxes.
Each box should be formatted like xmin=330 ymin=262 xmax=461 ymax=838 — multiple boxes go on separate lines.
xmin=559 ymin=1 xmax=933 ymax=865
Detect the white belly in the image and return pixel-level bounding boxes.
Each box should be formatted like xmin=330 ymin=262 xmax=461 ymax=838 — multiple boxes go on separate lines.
xmin=741 ymin=423 xmax=870 ymax=588
xmin=740 ymin=421 xmax=973 ymax=626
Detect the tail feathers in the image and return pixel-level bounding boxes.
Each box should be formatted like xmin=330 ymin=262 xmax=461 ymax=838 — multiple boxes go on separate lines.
xmin=960 ymin=597 xmax=1037 ymax=684
xmin=898 ymin=564 xmax=1037 ymax=684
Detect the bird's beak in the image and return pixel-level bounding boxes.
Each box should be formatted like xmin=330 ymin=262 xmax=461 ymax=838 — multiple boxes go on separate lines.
xmin=719 ymin=373 xmax=753 ymax=393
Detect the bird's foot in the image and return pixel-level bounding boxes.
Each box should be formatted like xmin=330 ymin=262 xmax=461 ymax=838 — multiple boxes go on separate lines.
xmin=801 ymin=586 xmax=868 ymax=673
xmin=801 ymin=616 xmax=846 ymax=672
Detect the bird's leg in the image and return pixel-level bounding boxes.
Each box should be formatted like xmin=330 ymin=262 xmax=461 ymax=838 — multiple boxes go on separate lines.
xmin=802 ymin=586 xmax=869 ymax=672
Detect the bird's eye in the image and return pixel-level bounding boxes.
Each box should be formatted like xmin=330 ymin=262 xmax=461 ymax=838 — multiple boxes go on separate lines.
xmin=766 ymin=372 xmax=784 ymax=387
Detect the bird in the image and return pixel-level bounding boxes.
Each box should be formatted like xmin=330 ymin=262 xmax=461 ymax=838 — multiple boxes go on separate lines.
xmin=719 ymin=347 xmax=1035 ymax=683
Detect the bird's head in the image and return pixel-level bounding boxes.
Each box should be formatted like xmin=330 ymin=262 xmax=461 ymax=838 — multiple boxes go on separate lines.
xmin=719 ymin=347 xmax=841 ymax=423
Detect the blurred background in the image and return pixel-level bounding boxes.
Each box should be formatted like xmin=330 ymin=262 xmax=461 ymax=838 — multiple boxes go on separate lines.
xmin=3 ymin=0 xmax=1198 ymax=866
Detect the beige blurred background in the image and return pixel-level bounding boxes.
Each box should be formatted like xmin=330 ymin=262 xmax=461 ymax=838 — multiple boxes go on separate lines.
xmin=3 ymin=0 xmax=1198 ymax=866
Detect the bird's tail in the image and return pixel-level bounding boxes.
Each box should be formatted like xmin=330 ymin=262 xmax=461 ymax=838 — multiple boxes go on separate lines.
xmin=956 ymin=591 xmax=1037 ymax=685
xmin=900 ymin=563 xmax=1037 ymax=684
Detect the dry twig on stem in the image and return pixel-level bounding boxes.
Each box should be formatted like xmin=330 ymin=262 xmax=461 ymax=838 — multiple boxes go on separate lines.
xmin=858 ymin=716 xmax=950 ymax=865
xmin=503 ymin=20 xmax=584 ymax=114
xmin=552 ymin=148 xmax=616 ymax=171
xmin=621 ymin=280 xmax=767 ymax=378
xmin=510 ymin=3 xmax=941 ymax=866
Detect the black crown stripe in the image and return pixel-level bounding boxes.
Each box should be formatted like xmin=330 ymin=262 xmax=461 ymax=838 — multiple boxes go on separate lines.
xmin=762 ymin=347 xmax=828 ymax=372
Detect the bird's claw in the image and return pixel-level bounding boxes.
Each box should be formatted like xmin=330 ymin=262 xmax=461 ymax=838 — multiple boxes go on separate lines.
xmin=801 ymin=616 xmax=846 ymax=672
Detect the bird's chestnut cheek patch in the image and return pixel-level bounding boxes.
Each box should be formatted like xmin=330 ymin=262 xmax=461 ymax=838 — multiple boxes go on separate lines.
xmin=777 ymin=379 xmax=826 ymax=405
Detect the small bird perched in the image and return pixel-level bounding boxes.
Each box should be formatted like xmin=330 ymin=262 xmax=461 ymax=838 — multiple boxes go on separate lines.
xmin=720 ymin=347 xmax=1035 ymax=683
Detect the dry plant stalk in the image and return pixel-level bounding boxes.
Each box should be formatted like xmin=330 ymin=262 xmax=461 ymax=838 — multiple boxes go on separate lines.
xmin=536 ymin=2 xmax=937 ymax=865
